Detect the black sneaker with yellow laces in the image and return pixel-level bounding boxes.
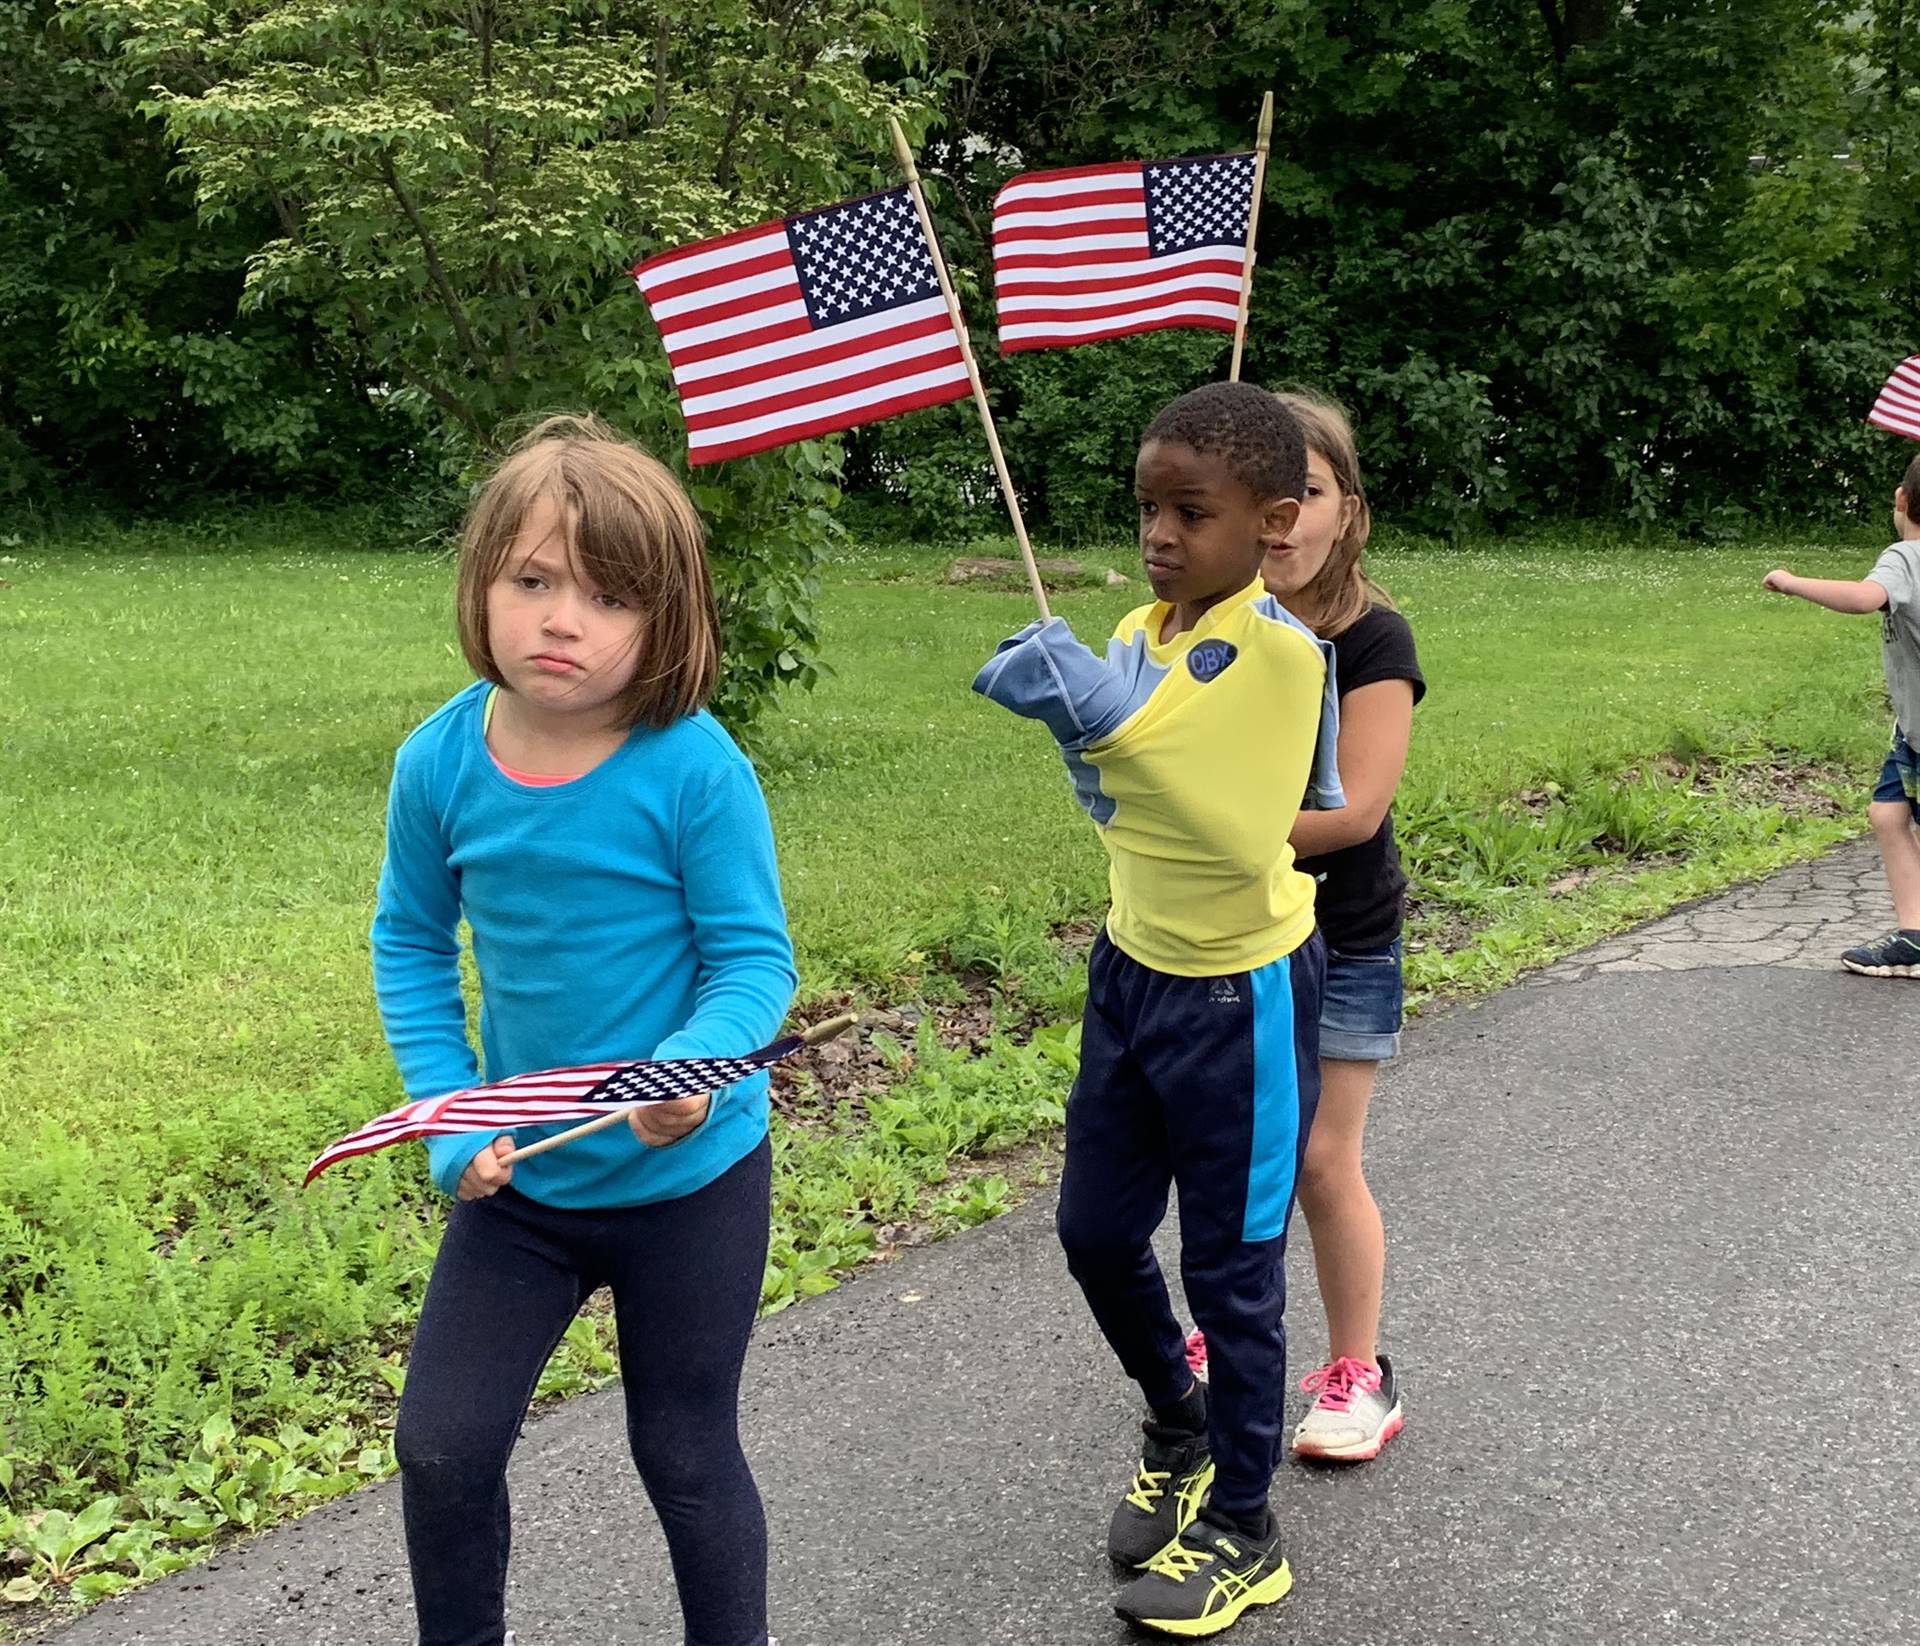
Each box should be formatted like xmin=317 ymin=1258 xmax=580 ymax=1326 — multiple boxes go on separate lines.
xmin=1107 ymin=1421 xmax=1215 ymax=1567
xmin=1113 ymin=1505 xmax=1293 ymax=1637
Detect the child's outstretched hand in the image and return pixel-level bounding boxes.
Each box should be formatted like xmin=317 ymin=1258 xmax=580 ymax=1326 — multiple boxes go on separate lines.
xmin=630 ymin=1092 xmax=711 ymax=1148
xmin=1762 ymin=569 xmax=1797 ymax=594
xmin=457 ymin=1135 xmax=515 ymax=1200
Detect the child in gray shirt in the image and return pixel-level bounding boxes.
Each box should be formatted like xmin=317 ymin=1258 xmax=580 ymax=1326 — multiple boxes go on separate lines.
xmin=1764 ymin=450 xmax=1920 ymax=976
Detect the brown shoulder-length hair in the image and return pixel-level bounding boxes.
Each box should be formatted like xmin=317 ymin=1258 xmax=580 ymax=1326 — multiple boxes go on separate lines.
xmin=1270 ymin=388 xmax=1394 ymax=639
xmin=455 ymin=414 xmax=719 ymax=728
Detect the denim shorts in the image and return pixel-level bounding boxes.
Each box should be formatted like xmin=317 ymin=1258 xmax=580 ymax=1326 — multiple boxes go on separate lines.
xmin=1318 ymin=936 xmax=1405 ymax=1062
xmin=1874 ymin=727 xmax=1919 ymax=820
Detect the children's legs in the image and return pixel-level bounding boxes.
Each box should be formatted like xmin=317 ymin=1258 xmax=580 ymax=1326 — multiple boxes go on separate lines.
xmin=1869 ymin=799 xmax=1920 ymax=928
xmin=1056 ymin=934 xmax=1191 ymax=1412
xmin=396 ymin=1192 xmax=589 ymax=1646
xmin=607 ymin=1140 xmax=773 ymax=1646
xmin=1295 ymin=1057 xmax=1385 ymax=1366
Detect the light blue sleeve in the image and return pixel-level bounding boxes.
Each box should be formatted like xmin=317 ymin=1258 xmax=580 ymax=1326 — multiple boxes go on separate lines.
xmin=647 ymin=758 xmax=799 ymax=1104
xmin=1301 ymin=635 xmax=1347 ymax=812
xmin=368 ymin=745 xmax=493 ymax=1197
xmin=972 ymin=617 xmax=1140 ymax=749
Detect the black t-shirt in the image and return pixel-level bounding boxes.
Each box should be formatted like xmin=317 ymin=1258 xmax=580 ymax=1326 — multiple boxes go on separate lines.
xmin=1295 ymin=605 xmax=1425 ymax=952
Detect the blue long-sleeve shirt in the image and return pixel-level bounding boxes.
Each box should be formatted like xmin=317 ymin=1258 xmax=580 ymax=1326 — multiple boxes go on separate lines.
xmin=370 ymin=683 xmax=798 ymax=1207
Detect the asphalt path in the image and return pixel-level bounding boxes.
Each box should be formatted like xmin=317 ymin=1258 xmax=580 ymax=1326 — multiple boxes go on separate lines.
xmin=50 ymin=844 xmax=1920 ymax=1645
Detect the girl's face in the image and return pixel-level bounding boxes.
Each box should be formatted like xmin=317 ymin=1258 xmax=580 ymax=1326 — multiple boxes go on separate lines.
xmin=1261 ymin=449 xmax=1353 ymax=600
xmin=486 ymin=495 xmax=645 ymax=722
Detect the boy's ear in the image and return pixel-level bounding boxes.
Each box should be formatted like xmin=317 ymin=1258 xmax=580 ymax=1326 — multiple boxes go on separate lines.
xmin=1263 ymin=495 xmax=1302 ymax=546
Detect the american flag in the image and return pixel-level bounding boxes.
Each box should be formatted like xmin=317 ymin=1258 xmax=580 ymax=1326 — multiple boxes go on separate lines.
xmin=306 ymin=1033 xmax=812 ymax=1184
xmin=992 ymin=155 xmax=1257 ymax=353
xmin=632 ymin=188 xmax=971 ymax=464
xmin=1868 ymin=357 xmax=1920 ymax=441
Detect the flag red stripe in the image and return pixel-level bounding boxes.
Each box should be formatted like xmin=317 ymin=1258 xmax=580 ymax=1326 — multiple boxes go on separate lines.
xmin=993 ymin=247 xmax=1157 ymax=273
xmin=989 ymin=215 xmax=1150 ymax=244
xmin=653 ymin=281 xmax=804 ymax=340
xmin=1001 ymin=312 xmax=1239 ymax=354
xmin=999 ymin=292 xmax=1238 ymax=328
xmin=689 ymin=377 xmax=972 ymax=465
xmin=681 ymin=344 xmax=967 ymax=433
xmin=677 ymin=310 xmax=962 ymax=401
xmin=997 ymin=264 xmax=1243 ymax=300
xmin=632 ymin=217 xmax=787 ymax=282
xmin=641 ymin=247 xmax=795 ymax=309
xmin=1873 ymin=378 xmax=1920 ymax=414
xmin=1869 ymin=358 xmax=1920 ymax=441
xmin=663 ymin=313 xmax=817 ymax=371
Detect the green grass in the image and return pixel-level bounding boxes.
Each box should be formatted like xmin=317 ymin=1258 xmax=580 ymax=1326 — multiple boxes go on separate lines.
xmin=0 ymin=511 xmax=1895 ymax=1612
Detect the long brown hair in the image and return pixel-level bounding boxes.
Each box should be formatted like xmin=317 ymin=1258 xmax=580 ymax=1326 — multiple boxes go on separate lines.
xmin=455 ymin=415 xmax=719 ymax=727
xmin=1270 ymin=388 xmax=1393 ymax=639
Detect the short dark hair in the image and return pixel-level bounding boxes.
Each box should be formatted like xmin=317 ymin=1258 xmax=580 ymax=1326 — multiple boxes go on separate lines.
xmin=1904 ymin=451 xmax=1920 ymax=508
xmin=1142 ymin=381 xmax=1307 ymax=502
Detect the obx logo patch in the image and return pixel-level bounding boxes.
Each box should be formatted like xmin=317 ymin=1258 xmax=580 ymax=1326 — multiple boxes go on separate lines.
xmin=1187 ymin=639 xmax=1238 ymax=683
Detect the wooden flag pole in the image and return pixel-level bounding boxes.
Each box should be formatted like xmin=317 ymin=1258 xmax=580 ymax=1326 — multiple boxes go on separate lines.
xmin=1228 ymin=91 xmax=1275 ymax=383
xmin=499 ymin=1012 xmax=859 ymax=1166
xmin=887 ymin=116 xmax=1052 ymax=621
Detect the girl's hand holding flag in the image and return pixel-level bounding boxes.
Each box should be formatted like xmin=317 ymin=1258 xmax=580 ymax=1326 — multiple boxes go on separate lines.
xmin=454 ymin=1092 xmax=714 ymax=1199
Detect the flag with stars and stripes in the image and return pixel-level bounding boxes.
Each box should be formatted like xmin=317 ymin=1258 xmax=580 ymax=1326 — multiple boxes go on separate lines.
xmin=1868 ymin=357 xmax=1920 ymax=442
xmin=992 ymin=154 xmax=1257 ymax=353
xmin=632 ymin=188 xmax=971 ymax=465
xmin=305 ymin=1032 xmax=814 ymax=1184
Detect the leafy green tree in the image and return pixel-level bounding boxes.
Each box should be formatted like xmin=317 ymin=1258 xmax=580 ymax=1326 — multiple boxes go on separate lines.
xmin=877 ymin=0 xmax=1915 ymax=537
xmin=0 ymin=1 xmax=397 ymax=503
xmin=71 ymin=0 xmax=937 ymax=726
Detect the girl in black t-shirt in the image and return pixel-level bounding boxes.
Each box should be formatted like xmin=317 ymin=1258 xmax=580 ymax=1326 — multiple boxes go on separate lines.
xmin=1185 ymin=389 xmax=1423 ymax=1463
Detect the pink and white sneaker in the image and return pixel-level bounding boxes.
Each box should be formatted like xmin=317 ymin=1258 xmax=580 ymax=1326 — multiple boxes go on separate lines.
xmin=1183 ymin=1328 xmax=1210 ymax=1383
xmin=1292 ymin=1354 xmax=1403 ymax=1461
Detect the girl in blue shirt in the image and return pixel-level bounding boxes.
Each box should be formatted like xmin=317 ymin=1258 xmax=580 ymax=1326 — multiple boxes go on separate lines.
xmin=372 ymin=416 xmax=797 ymax=1646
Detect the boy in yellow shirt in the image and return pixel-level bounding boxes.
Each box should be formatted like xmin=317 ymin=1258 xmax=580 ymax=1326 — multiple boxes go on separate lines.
xmin=974 ymin=382 xmax=1341 ymax=1637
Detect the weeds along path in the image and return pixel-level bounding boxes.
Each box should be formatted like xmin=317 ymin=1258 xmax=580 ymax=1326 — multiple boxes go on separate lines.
xmin=0 ymin=525 xmax=1890 ymax=1628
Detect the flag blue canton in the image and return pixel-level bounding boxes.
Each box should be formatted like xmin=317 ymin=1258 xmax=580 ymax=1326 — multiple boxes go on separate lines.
xmin=1144 ymin=155 xmax=1256 ymax=257
xmin=583 ymin=1037 xmax=803 ymax=1105
xmin=786 ymin=188 xmax=942 ymax=328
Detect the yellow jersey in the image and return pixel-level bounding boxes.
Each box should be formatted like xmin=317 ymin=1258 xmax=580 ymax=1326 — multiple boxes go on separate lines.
xmin=974 ymin=577 xmax=1341 ymax=977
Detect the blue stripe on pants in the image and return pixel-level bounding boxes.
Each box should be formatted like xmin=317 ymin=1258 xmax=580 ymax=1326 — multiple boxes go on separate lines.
xmin=1244 ymin=953 xmax=1301 ymax=1242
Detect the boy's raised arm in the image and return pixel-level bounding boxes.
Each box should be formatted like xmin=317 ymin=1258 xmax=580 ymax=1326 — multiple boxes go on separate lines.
xmin=1761 ymin=569 xmax=1891 ymax=614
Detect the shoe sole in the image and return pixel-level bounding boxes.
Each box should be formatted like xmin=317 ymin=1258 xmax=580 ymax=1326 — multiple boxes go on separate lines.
xmin=1118 ymin=1559 xmax=1293 ymax=1637
xmin=1292 ymin=1403 xmax=1405 ymax=1462
xmin=1841 ymin=959 xmax=1919 ymax=977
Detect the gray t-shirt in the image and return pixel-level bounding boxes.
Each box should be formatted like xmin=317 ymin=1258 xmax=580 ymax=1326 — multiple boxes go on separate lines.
xmin=1869 ymin=540 xmax=1920 ymax=734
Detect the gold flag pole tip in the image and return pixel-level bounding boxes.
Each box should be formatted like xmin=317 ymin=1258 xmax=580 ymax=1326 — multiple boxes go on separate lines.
xmin=801 ymin=1011 xmax=859 ymax=1046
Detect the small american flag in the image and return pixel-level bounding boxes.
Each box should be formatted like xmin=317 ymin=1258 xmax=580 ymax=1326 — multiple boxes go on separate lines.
xmin=632 ymin=188 xmax=971 ymax=464
xmin=992 ymin=155 xmax=1257 ymax=354
xmin=306 ymin=1033 xmax=811 ymax=1184
xmin=1868 ymin=357 xmax=1920 ymax=441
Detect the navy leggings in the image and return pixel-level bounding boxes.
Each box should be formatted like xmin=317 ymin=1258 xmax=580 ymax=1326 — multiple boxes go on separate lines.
xmin=394 ymin=1138 xmax=772 ymax=1646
